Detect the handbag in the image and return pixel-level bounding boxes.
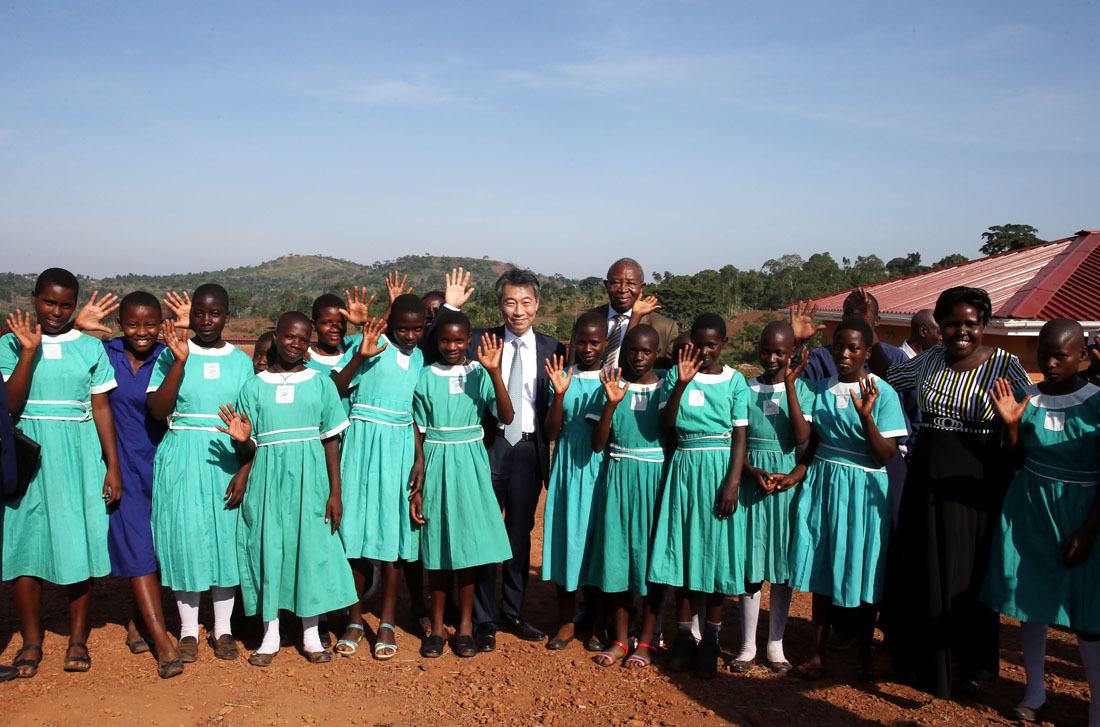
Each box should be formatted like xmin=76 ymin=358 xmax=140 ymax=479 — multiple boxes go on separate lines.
xmin=12 ymin=427 xmax=41 ymax=498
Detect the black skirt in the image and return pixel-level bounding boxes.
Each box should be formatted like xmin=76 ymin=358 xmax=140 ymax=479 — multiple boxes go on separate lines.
xmin=885 ymin=424 xmax=1011 ymax=698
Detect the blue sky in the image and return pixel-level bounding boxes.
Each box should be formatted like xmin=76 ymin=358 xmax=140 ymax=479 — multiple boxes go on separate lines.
xmin=1 ymin=1 xmax=1097 ymax=280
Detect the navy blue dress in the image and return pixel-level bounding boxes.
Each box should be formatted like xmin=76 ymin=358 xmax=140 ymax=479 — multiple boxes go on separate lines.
xmin=104 ymin=338 xmax=167 ymax=577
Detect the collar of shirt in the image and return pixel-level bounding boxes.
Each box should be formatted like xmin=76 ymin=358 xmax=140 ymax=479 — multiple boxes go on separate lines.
xmin=106 ymin=337 xmax=165 ymax=371
xmin=607 ymin=306 xmax=632 ymax=326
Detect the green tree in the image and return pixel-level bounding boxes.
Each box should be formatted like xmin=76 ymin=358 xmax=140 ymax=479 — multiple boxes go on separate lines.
xmin=885 ymin=252 xmax=926 ymax=279
xmin=846 ymin=255 xmax=887 ymax=287
xmin=932 ymin=253 xmax=969 ymax=269
xmin=228 ymin=291 xmax=251 ymax=317
xmin=979 ymin=224 xmax=1045 ymax=256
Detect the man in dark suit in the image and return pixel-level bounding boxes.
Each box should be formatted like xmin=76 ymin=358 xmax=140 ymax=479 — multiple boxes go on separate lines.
xmin=0 ymin=363 xmax=21 ymax=681
xmin=438 ymin=268 xmax=566 ymax=651
xmin=590 ymin=257 xmax=679 ymax=370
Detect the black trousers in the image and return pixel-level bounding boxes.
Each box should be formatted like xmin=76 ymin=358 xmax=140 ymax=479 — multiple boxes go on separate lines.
xmin=473 ymin=438 xmax=542 ymax=628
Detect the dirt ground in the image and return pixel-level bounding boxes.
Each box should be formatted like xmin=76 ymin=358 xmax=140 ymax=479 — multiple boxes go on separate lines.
xmin=2 ymin=498 xmax=1093 ymax=727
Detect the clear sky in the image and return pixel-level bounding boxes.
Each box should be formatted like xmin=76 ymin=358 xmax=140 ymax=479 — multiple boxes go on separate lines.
xmin=1 ymin=1 xmax=1097 ymax=280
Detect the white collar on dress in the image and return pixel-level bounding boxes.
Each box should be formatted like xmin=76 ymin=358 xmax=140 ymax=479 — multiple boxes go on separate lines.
xmin=571 ymin=366 xmax=602 ymax=380
xmin=1024 ymin=382 xmax=1099 ymax=410
xmin=308 ymin=347 xmax=344 ymax=366
xmin=694 ymin=366 xmax=734 ymax=384
xmin=430 ymin=362 xmax=479 ymax=376
xmin=41 ymin=329 xmax=82 ymax=343
xmin=258 ymin=368 xmax=319 ymax=384
xmin=188 ymin=339 xmax=236 ymax=357
xmin=749 ymin=377 xmax=785 ymax=394
xmin=624 ymin=379 xmax=661 ymax=393
xmin=826 ymin=373 xmax=882 ymax=396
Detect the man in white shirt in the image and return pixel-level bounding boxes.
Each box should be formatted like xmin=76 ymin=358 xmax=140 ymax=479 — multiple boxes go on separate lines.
xmin=900 ymin=309 xmax=941 ymax=360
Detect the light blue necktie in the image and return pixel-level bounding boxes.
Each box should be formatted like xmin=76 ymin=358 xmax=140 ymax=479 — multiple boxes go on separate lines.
xmin=504 ymin=338 xmax=524 ymax=445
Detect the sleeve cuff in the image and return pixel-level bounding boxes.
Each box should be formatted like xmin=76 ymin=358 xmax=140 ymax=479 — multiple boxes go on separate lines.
xmin=803 ymin=414 xmax=814 ymax=422
xmin=585 ymin=412 xmax=601 ymax=422
xmin=443 ymin=303 xmax=460 ymax=312
xmin=731 ymin=418 xmax=748 ymax=427
xmin=146 ymin=385 xmax=160 ymax=393
xmin=321 ymin=420 xmax=351 ymax=440
xmin=880 ymin=429 xmax=909 ymax=439
xmin=90 ymin=380 xmax=117 ymax=395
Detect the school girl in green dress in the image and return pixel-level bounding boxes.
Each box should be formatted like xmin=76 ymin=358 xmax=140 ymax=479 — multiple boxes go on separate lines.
xmin=982 ymin=319 xmax=1100 ymax=725
xmin=583 ymin=324 xmax=668 ymax=670
xmin=147 ymin=284 xmax=254 ymax=663
xmin=218 ymin=312 xmax=356 ymax=666
xmin=409 ymin=310 xmax=514 ymax=659
xmin=2 ymin=268 xmax=123 ymax=676
xmin=648 ymin=313 xmax=749 ymax=679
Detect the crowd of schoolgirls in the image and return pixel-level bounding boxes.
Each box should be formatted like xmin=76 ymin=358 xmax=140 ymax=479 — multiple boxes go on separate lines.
xmin=1 ymin=262 xmax=1098 ymax=726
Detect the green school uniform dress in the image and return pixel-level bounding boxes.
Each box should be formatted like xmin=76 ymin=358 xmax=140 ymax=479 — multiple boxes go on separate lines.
xmin=788 ymin=375 xmax=908 ymax=607
xmin=648 ymin=367 xmax=750 ymax=594
xmin=148 ymin=340 xmax=253 ymax=592
xmin=234 ymin=369 xmax=355 ymax=621
xmin=305 ymin=335 xmax=360 ymax=415
xmin=335 ymin=335 xmax=423 ymax=563
xmin=582 ymin=377 xmax=668 ymax=596
xmin=742 ymin=376 xmax=815 ymax=586
xmin=412 ymin=362 xmax=512 ymax=571
xmin=1 ymin=330 xmax=116 ymax=583
xmin=982 ymin=383 xmax=1100 ymax=633
xmin=542 ymin=367 xmax=607 ymax=591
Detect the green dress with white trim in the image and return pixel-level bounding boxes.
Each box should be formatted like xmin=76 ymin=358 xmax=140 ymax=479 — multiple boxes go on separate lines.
xmin=305 ymin=335 xmax=360 ymax=416
xmin=234 ymin=369 xmax=356 ymax=620
xmin=741 ymin=376 xmax=815 ymax=585
xmin=787 ymin=375 xmax=908 ymax=607
xmin=648 ymin=366 xmax=750 ymax=594
xmin=148 ymin=340 xmax=253 ymax=592
xmin=982 ymin=383 xmax=1100 ymax=633
xmin=0 ymin=330 xmax=117 ymax=583
xmin=582 ymin=376 xmax=668 ymax=596
xmin=412 ymin=362 xmax=512 ymax=571
xmin=542 ymin=366 xmax=607 ymax=591
xmin=335 ymin=335 xmax=423 ymax=562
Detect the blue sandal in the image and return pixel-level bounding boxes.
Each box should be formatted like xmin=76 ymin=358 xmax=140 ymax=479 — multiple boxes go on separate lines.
xmin=374 ymin=623 xmax=398 ymax=660
xmin=334 ymin=623 xmax=364 ymax=656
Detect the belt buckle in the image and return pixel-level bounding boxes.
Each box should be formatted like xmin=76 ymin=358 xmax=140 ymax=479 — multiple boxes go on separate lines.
xmin=933 ymin=416 xmax=963 ymax=432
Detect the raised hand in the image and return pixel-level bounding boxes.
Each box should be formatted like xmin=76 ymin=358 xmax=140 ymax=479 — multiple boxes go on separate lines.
xmin=632 ymin=295 xmax=661 ymax=318
xmin=989 ymin=377 xmax=1031 ymax=426
xmin=785 ymin=346 xmax=810 ymax=384
xmin=340 ymin=286 xmax=375 ymax=326
xmin=216 ymin=404 xmax=252 ymax=443
xmin=788 ymin=300 xmax=826 ymax=345
xmin=544 ymin=354 xmax=572 ymax=395
xmin=853 ymin=377 xmax=879 ymax=419
xmin=444 ymin=267 xmax=474 ymax=308
xmin=677 ymin=343 xmax=704 ymax=382
xmin=161 ymin=320 xmax=189 ymax=362
xmin=74 ymin=291 xmax=120 ymax=334
xmin=599 ymin=365 xmax=628 ymax=403
xmin=163 ymin=291 xmax=192 ymax=330
xmin=6 ymin=310 xmax=42 ymax=351
xmin=477 ymin=333 xmax=503 ymax=371
xmin=358 ymin=317 xmax=389 ymax=358
xmin=385 ymin=270 xmax=412 ymax=303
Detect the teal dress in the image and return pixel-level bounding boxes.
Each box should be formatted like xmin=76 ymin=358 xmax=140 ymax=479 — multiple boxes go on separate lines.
xmin=788 ymin=375 xmax=908 ymax=607
xmin=234 ymin=369 xmax=356 ymax=620
xmin=582 ymin=377 xmax=668 ymax=596
xmin=982 ymin=383 xmax=1100 ymax=633
xmin=412 ymin=362 xmax=512 ymax=571
xmin=148 ymin=340 xmax=253 ymax=592
xmin=336 ymin=335 xmax=423 ymax=562
xmin=305 ymin=335 xmax=360 ymax=416
xmin=742 ymin=377 xmax=815 ymax=586
xmin=1 ymin=330 xmax=116 ymax=584
xmin=542 ymin=367 xmax=607 ymax=591
xmin=649 ymin=367 xmax=750 ymax=595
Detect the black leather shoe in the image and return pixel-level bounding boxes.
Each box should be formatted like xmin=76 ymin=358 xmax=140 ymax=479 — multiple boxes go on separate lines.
xmin=500 ymin=617 xmax=545 ymax=642
xmin=475 ymin=624 xmax=497 ymax=653
xmin=454 ymin=634 xmax=477 ymax=658
xmin=420 ymin=635 xmax=445 ymax=658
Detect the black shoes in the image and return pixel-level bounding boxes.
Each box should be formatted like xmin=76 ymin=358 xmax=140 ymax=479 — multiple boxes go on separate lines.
xmin=475 ymin=624 xmax=497 ymax=653
xmin=420 ymin=634 xmax=445 ymax=658
xmin=454 ymin=634 xmax=477 ymax=658
xmin=500 ymin=617 xmax=546 ymax=642
xmin=0 ymin=665 xmax=17 ymax=682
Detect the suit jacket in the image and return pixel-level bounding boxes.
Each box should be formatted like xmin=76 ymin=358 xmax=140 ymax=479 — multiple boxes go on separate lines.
xmin=0 ymin=374 xmax=17 ymax=497
xmin=589 ymin=303 xmax=680 ymax=371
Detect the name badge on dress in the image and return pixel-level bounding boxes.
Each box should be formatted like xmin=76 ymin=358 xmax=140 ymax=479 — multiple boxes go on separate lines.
xmin=835 ymin=394 xmax=850 ymax=409
xmin=1044 ymin=410 xmax=1066 ymax=432
xmin=275 ymin=385 xmax=294 ymax=404
xmin=203 ymin=362 xmax=221 ymax=379
xmin=630 ymin=393 xmax=650 ymax=411
xmin=396 ymin=352 xmax=410 ymax=370
xmin=449 ymin=377 xmax=465 ymax=394
xmin=763 ymin=398 xmax=781 ymax=416
xmin=687 ymin=389 xmax=705 ymax=407
xmin=42 ymin=343 xmax=62 ymax=360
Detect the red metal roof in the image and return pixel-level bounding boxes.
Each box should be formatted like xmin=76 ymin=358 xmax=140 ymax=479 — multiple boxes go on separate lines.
xmin=801 ymin=230 xmax=1100 ymax=321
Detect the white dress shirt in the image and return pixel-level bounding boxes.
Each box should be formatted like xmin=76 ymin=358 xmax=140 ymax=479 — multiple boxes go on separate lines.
xmin=501 ymin=327 xmax=538 ymax=434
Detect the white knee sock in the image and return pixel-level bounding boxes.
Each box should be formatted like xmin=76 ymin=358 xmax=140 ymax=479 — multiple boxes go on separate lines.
xmin=302 ymin=616 xmax=323 ymax=653
xmin=175 ymin=591 xmax=201 ymax=640
xmin=738 ymin=590 xmax=761 ymax=661
xmin=211 ymin=586 xmax=235 ymax=639
xmin=1019 ymin=621 xmax=1048 ymax=710
xmin=1079 ymin=636 xmax=1100 ymax=727
xmin=766 ymin=583 xmax=793 ymax=663
xmin=257 ymin=617 xmax=281 ymax=654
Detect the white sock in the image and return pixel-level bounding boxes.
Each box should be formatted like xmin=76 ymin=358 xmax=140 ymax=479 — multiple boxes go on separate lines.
xmin=1079 ymin=636 xmax=1100 ymax=727
xmin=257 ymin=617 xmax=281 ymax=654
xmin=175 ymin=591 xmax=201 ymax=640
xmin=691 ymin=593 xmax=706 ymax=641
xmin=1018 ymin=621 xmax=1048 ymax=710
xmin=302 ymin=616 xmax=323 ymax=653
xmin=211 ymin=586 xmax=236 ymax=639
xmin=738 ymin=590 xmax=761 ymax=661
xmin=766 ymin=584 xmax=792 ymax=663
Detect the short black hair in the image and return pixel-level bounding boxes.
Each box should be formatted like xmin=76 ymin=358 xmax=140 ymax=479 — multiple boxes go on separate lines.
xmin=311 ymin=293 xmax=344 ymax=320
xmin=910 ymin=309 xmax=936 ymax=336
xmin=119 ymin=291 xmax=162 ymax=317
xmin=1038 ymin=318 xmax=1085 ymax=348
xmin=433 ymin=309 xmax=471 ymax=336
xmin=834 ymin=317 xmax=875 ymax=349
xmin=422 ymin=290 xmax=445 ymax=302
xmin=691 ymin=312 xmax=726 ymax=338
xmin=573 ymin=311 xmax=606 ymax=337
xmin=495 ymin=268 xmax=541 ymax=301
xmin=606 ymin=257 xmax=644 ymax=281
xmin=761 ymin=320 xmax=795 ymax=346
xmin=192 ymin=283 xmax=229 ymax=309
xmin=843 ymin=289 xmax=879 ymax=317
xmin=255 ymin=331 xmax=275 ymax=346
xmin=623 ymin=323 xmax=659 ymax=349
xmin=276 ymin=311 xmax=312 ymax=333
xmin=34 ymin=267 xmax=79 ymax=297
xmin=390 ymin=293 xmax=426 ymax=321
xmin=934 ymin=286 xmax=992 ymax=327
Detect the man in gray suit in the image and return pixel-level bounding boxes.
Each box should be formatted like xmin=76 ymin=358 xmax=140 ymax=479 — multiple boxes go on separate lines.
xmin=589 ymin=257 xmax=679 ymax=371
